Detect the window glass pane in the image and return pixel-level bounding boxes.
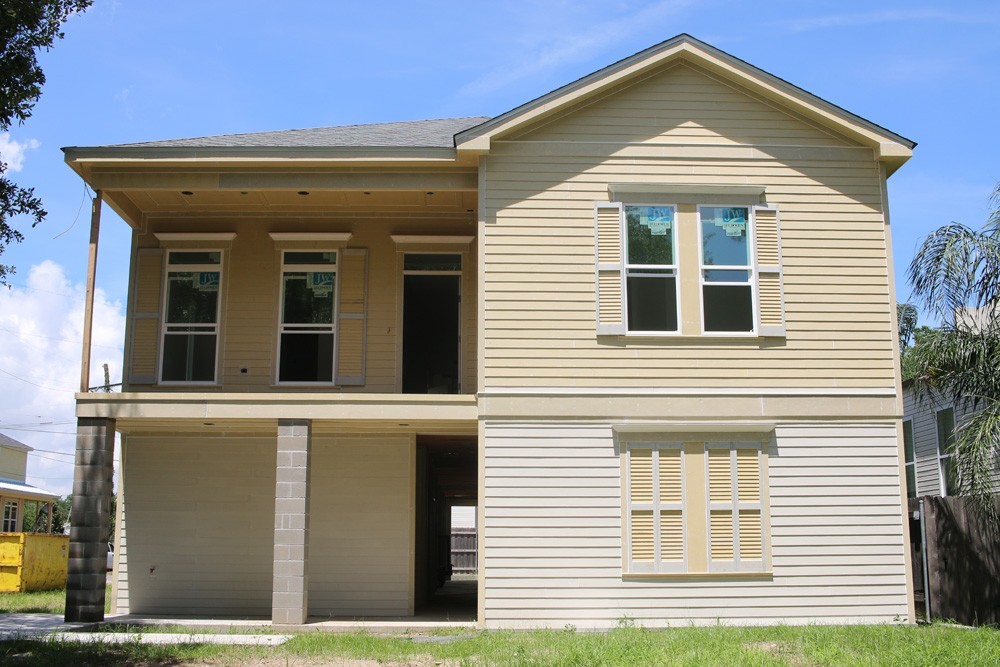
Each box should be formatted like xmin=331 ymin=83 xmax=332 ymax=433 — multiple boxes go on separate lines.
xmin=284 ymin=251 xmax=337 ymax=265
xmin=906 ymin=464 xmax=917 ymax=498
xmin=936 ymin=408 xmax=955 ymax=454
xmin=279 ymin=333 xmax=334 ymax=382
xmin=627 ymin=275 xmax=678 ymax=332
xmin=704 ymin=284 xmax=753 ymax=332
xmin=282 ymin=272 xmax=335 ymax=324
xmin=404 ymin=254 xmax=462 ymax=271
xmin=168 ymin=251 xmax=220 ymax=265
xmin=903 ymin=421 xmax=915 ymax=463
xmin=704 ymin=269 xmax=750 ymax=283
xmin=626 ymin=206 xmax=674 ymax=265
xmin=166 ymin=272 xmax=219 ymax=323
xmin=162 ymin=333 xmax=216 ymax=382
xmin=701 ymin=206 xmax=750 ymax=266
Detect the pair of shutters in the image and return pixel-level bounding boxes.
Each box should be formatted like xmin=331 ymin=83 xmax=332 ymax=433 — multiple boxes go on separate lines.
xmin=127 ymin=247 xmax=368 ymax=386
xmin=594 ymin=202 xmax=785 ymax=336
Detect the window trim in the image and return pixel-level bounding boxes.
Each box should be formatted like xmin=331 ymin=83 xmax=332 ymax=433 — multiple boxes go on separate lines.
xmin=622 ymin=203 xmax=681 ymax=336
xmin=902 ymin=418 xmax=916 ymax=498
xmin=697 ymin=205 xmax=758 ymax=336
xmin=158 ymin=249 xmax=224 ymax=386
xmin=275 ymin=249 xmax=340 ymax=386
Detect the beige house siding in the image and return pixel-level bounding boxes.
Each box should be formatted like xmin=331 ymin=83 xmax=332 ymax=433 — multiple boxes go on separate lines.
xmin=0 ymin=447 xmax=28 ymax=482
xmin=480 ymin=63 xmax=895 ymax=389
xmin=481 ymin=421 xmax=909 ymax=627
xmin=127 ymin=217 xmax=477 ymax=393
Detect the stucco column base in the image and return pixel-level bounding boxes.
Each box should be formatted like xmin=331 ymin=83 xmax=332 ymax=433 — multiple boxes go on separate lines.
xmin=65 ymin=417 xmax=115 ymax=623
xmin=272 ymin=419 xmax=312 ymax=625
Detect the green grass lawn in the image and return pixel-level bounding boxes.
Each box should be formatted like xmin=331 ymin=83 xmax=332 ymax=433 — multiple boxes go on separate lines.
xmin=0 ymin=623 xmax=998 ymax=666
xmin=0 ymin=587 xmax=111 ymax=615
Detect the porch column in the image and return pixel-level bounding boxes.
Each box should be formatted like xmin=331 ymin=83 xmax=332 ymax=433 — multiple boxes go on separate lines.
xmin=65 ymin=417 xmax=115 ymax=622
xmin=272 ymin=419 xmax=312 ymax=625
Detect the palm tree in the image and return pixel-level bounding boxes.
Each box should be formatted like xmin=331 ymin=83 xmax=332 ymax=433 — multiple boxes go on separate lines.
xmin=906 ymin=183 xmax=1000 ymax=502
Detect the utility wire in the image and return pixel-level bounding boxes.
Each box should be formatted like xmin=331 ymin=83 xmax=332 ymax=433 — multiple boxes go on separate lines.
xmin=0 ymin=325 xmax=123 ymax=351
xmin=0 ymin=368 xmax=76 ymax=392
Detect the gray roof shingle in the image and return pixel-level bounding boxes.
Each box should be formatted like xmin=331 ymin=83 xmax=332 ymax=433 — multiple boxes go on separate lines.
xmin=109 ymin=116 xmax=491 ymax=149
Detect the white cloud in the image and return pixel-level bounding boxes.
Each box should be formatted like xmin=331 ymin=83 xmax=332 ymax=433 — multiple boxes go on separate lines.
xmin=0 ymin=133 xmax=41 ymax=172
xmin=457 ymin=0 xmax=696 ymax=99
xmin=0 ymin=261 xmax=125 ymax=495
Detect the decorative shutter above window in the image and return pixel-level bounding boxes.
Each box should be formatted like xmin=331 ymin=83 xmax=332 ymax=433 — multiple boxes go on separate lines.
xmin=335 ymin=248 xmax=368 ymax=386
xmin=128 ymin=248 xmax=163 ymax=385
xmin=594 ymin=202 xmax=626 ymax=335
xmin=753 ymin=205 xmax=785 ymax=337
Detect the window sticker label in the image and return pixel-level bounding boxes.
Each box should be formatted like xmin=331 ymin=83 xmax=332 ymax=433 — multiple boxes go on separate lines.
xmin=197 ymin=272 xmax=220 ymax=291
xmin=310 ymin=271 xmax=334 ymax=295
xmin=713 ymin=208 xmax=747 ymax=237
xmin=641 ymin=206 xmax=673 ymax=236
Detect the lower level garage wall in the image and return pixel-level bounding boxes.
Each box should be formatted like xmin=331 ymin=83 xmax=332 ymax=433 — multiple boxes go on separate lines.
xmin=308 ymin=435 xmax=412 ymax=616
xmin=122 ymin=436 xmax=276 ymax=615
xmin=482 ymin=421 xmax=910 ymax=628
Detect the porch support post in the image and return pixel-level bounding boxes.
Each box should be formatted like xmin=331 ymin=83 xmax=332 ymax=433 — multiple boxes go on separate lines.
xmin=65 ymin=416 xmax=115 ymax=622
xmin=79 ymin=192 xmax=102 ymax=392
xmin=272 ymin=418 xmax=312 ymax=625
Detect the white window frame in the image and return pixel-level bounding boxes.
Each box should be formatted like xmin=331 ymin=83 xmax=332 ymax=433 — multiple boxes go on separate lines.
xmin=624 ymin=442 xmax=687 ymax=574
xmin=275 ymin=249 xmax=340 ymax=386
xmin=159 ymin=249 xmax=224 ymax=385
xmin=697 ymin=205 xmax=758 ymax=336
xmin=936 ymin=407 xmax=956 ymax=496
xmin=2 ymin=499 xmax=19 ymax=532
xmin=705 ymin=443 xmax=766 ymax=574
xmin=902 ymin=418 xmax=917 ymax=498
xmin=622 ymin=204 xmax=681 ymax=335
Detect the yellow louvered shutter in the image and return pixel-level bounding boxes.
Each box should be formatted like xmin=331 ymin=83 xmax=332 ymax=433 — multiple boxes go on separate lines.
xmin=630 ymin=449 xmax=653 ymax=503
xmin=128 ymin=248 xmax=163 ymax=386
xmin=631 ymin=510 xmax=654 ymax=562
xmin=753 ymin=205 xmax=785 ymax=337
xmin=660 ymin=510 xmax=684 ymax=562
xmin=736 ymin=449 xmax=760 ymax=502
xmin=710 ymin=510 xmax=734 ymax=561
xmin=739 ymin=510 xmax=763 ymax=561
xmin=659 ymin=449 xmax=682 ymax=503
xmin=594 ymin=202 xmax=625 ymax=335
xmin=707 ymin=448 xmax=732 ymax=503
xmin=335 ymin=248 xmax=367 ymax=385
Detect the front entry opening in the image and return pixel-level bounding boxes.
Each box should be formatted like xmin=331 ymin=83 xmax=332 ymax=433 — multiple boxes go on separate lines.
xmin=402 ymin=254 xmax=461 ymax=394
xmin=415 ymin=435 xmax=477 ymax=621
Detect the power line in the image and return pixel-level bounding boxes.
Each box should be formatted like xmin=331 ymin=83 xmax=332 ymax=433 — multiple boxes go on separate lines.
xmin=0 ymin=368 xmax=76 ymax=393
xmin=0 ymin=426 xmax=79 ymax=435
xmin=0 ymin=325 xmax=123 ymax=351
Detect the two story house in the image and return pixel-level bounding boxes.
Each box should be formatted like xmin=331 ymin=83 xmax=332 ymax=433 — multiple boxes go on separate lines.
xmin=63 ymin=35 xmax=916 ymax=627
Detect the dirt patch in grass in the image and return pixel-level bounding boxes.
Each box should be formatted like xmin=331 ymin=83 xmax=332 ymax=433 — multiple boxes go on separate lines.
xmin=186 ymin=657 xmax=460 ymax=667
xmin=745 ymin=640 xmax=816 ymax=667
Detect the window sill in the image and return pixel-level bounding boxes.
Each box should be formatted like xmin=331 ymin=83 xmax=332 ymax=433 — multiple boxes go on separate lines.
xmin=604 ymin=333 xmax=786 ymax=343
xmin=623 ymin=571 xmax=773 ymax=581
xmin=271 ymin=383 xmax=341 ymax=389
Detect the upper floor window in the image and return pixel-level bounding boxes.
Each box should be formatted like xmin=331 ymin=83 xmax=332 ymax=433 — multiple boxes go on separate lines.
xmin=161 ymin=251 xmax=222 ymax=383
xmin=624 ymin=205 xmax=678 ymax=333
xmin=278 ymin=251 xmax=337 ymax=383
xmin=936 ymin=407 xmax=957 ymax=495
xmin=699 ymin=205 xmax=754 ymax=333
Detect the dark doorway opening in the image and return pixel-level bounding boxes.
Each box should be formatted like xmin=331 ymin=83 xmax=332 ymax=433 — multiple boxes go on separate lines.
xmin=403 ymin=274 xmax=460 ymax=394
xmin=415 ymin=435 xmax=477 ymax=621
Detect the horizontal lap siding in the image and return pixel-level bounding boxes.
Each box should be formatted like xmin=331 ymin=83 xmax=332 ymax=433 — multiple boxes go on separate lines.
xmin=482 ymin=422 xmax=909 ymax=628
xmin=308 ymin=435 xmax=411 ymax=616
xmin=123 ymin=437 xmax=276 ymax=615
xmin=481 ymin=63 xmax=895 ymax=389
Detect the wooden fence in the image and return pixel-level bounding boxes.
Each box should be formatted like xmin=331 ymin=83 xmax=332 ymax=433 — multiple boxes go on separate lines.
xmin=909 ymin=496 xmax=1000 ymax=626
xmin=450 ymin=528 xmax=477 ymax=575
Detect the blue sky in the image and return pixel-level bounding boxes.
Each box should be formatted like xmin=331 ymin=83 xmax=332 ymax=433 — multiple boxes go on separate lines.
xmin=1 ymin=0 xmax=999 ymax=492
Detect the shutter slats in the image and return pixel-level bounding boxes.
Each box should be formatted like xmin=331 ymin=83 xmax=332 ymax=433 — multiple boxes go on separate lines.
xmin=739 ymin=510 xmax=763 ymax=561
xmin=754 ymin=205 xmax=785 ymax=337
xmin=707 ymin=448 xmax=731 ymax=503
xmin=630 ymin=449 xmax=653 ymax=503
xmin=594 ymin=203 xmax=625 ymax=335
xmin=660 ymin=510 xmax=684 ymax=562
xmin=335 ymin=248 xmax=367 ymax=386
xmin=128 ymin=248 xmax=163 ymax=385
xmin=736 ymin=449 xmax=761 ymax=502
xmin=631 ymin=510 xmax=654 ymax=562
xmin=659 ymin=449 xmax=682 ymax=503
xmin=710 ymin=510 xmax=734 ymax=561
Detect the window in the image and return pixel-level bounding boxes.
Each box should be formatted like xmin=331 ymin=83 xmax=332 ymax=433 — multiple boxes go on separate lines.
xmin=699 ymin=206 xmax=754 ymax=333
xmin=2 ymin=500 xmax=19 ymax=532
xmin=624 ymin=205 xmax=678 ymax=332
xmin=903 ymin=419 xmax=916 ymax=498
xmin=278 ymin=251 xmax=337 ymax=383
xmin=161 ymin=251 xmax=222 ymax=383
xmin=936 ymin=407 xmax=957 ymax=495
xmin=624 ymin=438 xmax=768 ymax=575
xmin=594 ymin=201 xmax=784 ymax=337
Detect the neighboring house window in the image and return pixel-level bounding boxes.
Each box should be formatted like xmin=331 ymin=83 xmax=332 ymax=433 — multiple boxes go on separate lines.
xmin=278 ymin=251 xmax=338 ymax=383
xmin=161 ymin=251 xmax=222 ymax=383
xmin=624 ymin=205 xmax=679 ymax=332
xmin=2 ymin=500 xmax=18 ymax=532
xmin=936 ymin=407 xmax=957 ymax=495
xmin=902 ymin=419 xmax=916 ymax=498
xmin=699 ymin=206 xmax=754 ymax=333
xmin=624 ymin=439 xmax=767 ymax=575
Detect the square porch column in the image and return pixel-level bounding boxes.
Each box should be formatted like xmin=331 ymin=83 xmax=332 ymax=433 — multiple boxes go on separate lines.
xmin=65 ymin=417 xmax=115 ymax=622
xmin=272 ymin=419 xmax=312 ymax=625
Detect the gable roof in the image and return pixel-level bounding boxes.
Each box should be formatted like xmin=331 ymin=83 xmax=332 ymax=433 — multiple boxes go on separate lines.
xmin=0 ymin=433 xmax=31 ymax=452
xmin=454 ymin=34 xmax=914 ymax=169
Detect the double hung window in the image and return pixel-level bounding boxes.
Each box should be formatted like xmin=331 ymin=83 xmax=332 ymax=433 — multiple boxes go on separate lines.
xmin=278 ymin=251 xmax=337 ymax=383
xmin=161 ymin=251 xmax=222 ymax=383
xmin=624 ymin=205 xmax=678 ymax=332
xmin=699 ymin=206 xmax=754 ymax=333
xmin=2 ymin=500 xmax=18 ymax=532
